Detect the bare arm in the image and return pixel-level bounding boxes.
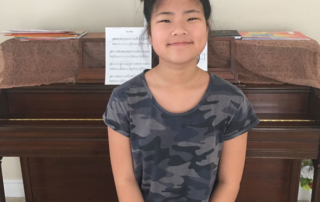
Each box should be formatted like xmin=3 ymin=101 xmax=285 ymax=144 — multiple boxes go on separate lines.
xmin=209 ymin=132 xmax=248 ymax=202
xmin=108 ymin=126 xmax=144 ymax=202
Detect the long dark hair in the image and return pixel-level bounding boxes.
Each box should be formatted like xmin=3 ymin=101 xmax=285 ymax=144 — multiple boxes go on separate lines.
xmin=139 ymin=0 xmax=213 ymax=67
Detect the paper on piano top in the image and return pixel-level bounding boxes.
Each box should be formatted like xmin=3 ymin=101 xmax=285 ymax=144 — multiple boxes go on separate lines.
xmin=198 ymin=43 xmax=208 ymax=71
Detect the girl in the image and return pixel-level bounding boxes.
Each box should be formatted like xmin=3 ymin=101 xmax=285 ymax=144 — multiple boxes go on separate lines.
xmin=103 ymin=0 xmax=260 ymax=201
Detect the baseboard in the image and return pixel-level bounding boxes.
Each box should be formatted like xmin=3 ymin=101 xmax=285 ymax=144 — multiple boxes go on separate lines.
xmin=4 ymin=180 xmax=25 ymax=197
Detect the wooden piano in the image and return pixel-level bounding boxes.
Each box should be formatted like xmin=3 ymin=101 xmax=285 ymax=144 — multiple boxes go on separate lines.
xmin=0 ymin=35 xmax=319 ymax=202
xmin=0 ymin=79 xmax=319 ymax=202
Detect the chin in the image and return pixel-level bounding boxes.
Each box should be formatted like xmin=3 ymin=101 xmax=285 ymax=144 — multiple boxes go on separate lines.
xmin=169 ymin=58 xmax=197 ymax=65
xmin=166 ymin=54 xmax=196 ymax=62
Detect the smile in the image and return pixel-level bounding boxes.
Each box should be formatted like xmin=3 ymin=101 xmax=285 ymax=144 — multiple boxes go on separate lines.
xmin=169 ymin=42 xmax=192 ymax=47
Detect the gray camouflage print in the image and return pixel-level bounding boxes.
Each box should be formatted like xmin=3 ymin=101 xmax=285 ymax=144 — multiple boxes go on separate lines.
xmin=103 ymin=68 xmax=260 ymax=202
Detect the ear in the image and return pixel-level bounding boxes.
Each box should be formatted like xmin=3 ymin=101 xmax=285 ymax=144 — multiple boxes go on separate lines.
xmin=148 ymin=33 xmax=153 ymax=45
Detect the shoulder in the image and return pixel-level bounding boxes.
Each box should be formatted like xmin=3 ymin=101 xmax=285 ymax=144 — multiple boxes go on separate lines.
xmin=209 ymin=73 xmax=246 ymax=106
xmin=110 ymin=71 xmax=148 ymax=113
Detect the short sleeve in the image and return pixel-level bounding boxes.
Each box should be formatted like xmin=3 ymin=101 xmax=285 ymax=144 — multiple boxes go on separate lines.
xmin=223 ymin=95 xmax=260 ymax=141
xmin=102 ymin=89 xmax=130 ymax=138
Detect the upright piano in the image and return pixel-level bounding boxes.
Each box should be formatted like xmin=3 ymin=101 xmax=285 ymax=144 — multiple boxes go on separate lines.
xmin=0 ymin=33 xmax=319 ymax=202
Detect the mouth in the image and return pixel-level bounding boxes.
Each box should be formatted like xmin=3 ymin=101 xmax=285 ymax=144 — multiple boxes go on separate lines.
xmin=169 ymin=42 xmax=192 ymax=46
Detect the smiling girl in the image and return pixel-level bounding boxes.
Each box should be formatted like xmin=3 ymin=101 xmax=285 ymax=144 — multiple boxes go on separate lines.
xmin=103 ymin=0 xmax=260 ymax=202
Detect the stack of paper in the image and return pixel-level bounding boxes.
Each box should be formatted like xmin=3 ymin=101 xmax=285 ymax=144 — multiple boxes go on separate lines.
xmin=0 ymin=29 xmax=88 ymax=41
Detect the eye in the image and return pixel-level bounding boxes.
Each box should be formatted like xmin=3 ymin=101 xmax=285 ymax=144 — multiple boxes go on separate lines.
xmin=188 ymin=18 xmax=197 ymax=21
xmin=160 ymin=20 xmax=170 ymax=23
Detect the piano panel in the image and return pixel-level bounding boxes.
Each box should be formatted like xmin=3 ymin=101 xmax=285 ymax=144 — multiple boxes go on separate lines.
xmin=7 ymin=93 xmax=110 ymax=118
xmin=237 ymin=158 xmax=293 ymax=202
xmin=247 ymin=93 xmax=309 ymax=114
xmin=5 ymin=84 xmax=313 ymax=118
xmin=21 ymin=157 xmax=118 ymax=202
xmin=0 ymin=90 xmax=9 ymax=119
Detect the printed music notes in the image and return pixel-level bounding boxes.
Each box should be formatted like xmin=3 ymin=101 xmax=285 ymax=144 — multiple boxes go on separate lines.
xmin=105 ymin=27 xmax=152 ymax=85
xmin=198 ymin=43 xmax=208 ymax=71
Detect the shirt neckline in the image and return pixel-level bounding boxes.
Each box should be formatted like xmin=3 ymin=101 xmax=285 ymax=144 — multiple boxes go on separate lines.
xmin=140 ymin=68 xmax=213 ymax=116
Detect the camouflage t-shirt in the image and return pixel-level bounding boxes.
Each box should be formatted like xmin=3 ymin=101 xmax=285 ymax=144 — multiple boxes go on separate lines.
xmin=102 ymin=68 xmax=260 ymax=202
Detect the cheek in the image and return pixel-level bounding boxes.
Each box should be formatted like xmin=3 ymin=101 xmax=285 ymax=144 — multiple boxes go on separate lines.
xmin=150 ymin=23 xmax=207 ymax=55
xmin=193 ymin=25 xmax=207 ymax=39
xmin=151 ymin=30 xmax=167 ymax=52
xmin=192 ymin=26 xmax=208 ymax=48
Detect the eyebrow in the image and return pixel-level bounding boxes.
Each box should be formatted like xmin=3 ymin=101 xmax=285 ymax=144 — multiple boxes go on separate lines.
xmin=156 ymin=9 xmax=201 ymax=17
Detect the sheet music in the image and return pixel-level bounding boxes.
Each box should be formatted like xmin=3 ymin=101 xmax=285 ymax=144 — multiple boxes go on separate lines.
xmin=105 ymin=27 xmax=152 ymax=85
xmin=198 ymin=43 xmax=208 ymax=71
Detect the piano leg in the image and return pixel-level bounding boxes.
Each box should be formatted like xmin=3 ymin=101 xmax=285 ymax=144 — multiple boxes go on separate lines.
xmin=311 ymin=158 xmax=319 ymax=202
xmin=0 ymin=157 xmax=5 ymax=202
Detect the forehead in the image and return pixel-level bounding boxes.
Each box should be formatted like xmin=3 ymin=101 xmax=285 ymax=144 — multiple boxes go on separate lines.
xmin=154 ymin=0 xmax=203 ymax=15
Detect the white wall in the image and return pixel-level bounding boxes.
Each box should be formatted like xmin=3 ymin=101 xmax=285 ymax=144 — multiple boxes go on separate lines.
xmin=0 ymin=0 xmax=319 ymax=184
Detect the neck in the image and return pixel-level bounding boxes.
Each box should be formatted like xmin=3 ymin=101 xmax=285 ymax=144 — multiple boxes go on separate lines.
xmin=154 ymin=57 xmax=201 ymax=88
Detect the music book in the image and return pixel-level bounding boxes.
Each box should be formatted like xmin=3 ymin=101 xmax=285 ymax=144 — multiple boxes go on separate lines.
xmin=239 ymin=31 xmax=310 ymax=40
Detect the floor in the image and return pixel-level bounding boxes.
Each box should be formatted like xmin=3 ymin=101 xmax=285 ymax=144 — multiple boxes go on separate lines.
xmin=6 ymin=198 xmax=25 ymax=202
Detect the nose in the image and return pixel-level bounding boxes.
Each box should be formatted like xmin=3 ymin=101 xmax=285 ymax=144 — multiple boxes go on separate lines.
xmin=171 ymin=22 xmax=188 ymax=36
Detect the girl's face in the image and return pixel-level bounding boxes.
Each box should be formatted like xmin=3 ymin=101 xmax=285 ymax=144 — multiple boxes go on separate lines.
xmin=149 ymin=0 xmax=208 ymax=65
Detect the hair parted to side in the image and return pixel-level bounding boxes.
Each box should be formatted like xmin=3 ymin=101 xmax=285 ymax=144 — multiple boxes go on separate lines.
xmin=139 ymin=0 xmax=213 ymax=67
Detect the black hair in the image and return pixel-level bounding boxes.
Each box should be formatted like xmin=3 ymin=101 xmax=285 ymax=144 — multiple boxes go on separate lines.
xmin=139 ymin=0 xmax=213 ymax=67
